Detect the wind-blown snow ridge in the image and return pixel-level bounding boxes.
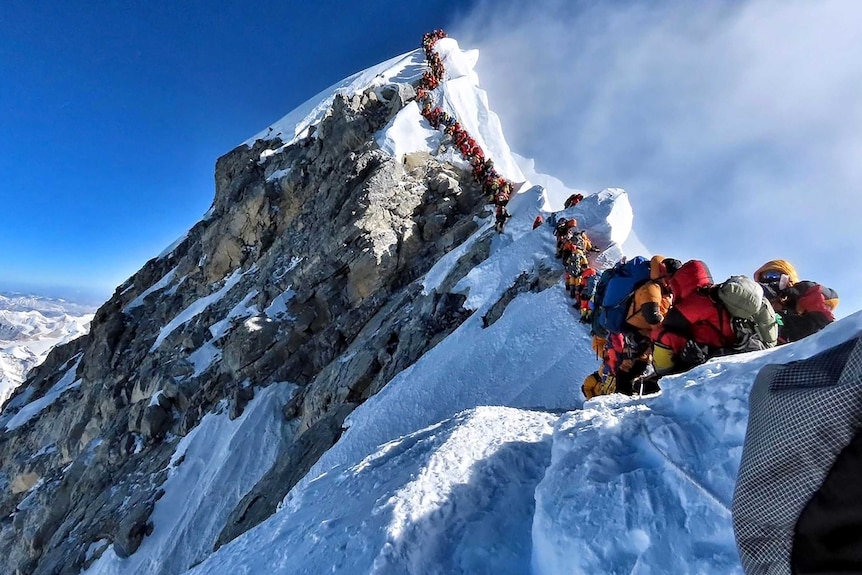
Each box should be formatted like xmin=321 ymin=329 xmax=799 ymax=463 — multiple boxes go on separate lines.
xmin=188 ymin=406 xmax=557 ymax=575
xmin=243 ymin=50 xmax=427 ymax=149
xmin=377 ymin=36 xmax=524 ymax=186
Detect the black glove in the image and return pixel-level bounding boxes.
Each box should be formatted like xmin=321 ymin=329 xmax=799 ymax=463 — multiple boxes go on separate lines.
xmin=759 ymin=282 xmax=778 ymax=301
xmin=679 ymin=340 xmax=710 ymax=366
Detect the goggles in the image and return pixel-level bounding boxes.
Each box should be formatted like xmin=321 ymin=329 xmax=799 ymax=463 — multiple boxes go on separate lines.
xmin=759 ymin=270 xmax=784 ymax=283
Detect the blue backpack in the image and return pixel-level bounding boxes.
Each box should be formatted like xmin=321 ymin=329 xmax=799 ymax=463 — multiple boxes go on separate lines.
xmin=597 ymin=256 xmax=651 ymax=335
xmin=582 ymin=272 xmax=600 ymax=301
xmin=590 ymin=268 xmax=615 ymax=338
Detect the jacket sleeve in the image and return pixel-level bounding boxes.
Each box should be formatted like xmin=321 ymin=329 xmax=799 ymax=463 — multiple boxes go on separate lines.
xmin=779 ymin=311 xmax=833 ymax=342
xmin=633 ymin=282 xmax=665 ymax=325
xmin=638 ymin=301 xmax=663 ymax=325
xmin=795 ymin=284 xmax=836 ymax=321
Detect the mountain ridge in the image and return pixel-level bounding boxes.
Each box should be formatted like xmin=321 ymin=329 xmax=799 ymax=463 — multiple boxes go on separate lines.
xmin=0 ymin=34 xmax=558 ymax=574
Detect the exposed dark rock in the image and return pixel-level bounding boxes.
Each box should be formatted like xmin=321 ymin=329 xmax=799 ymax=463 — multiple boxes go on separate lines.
xmin=0 ymin=78 xmax=497 ymax=573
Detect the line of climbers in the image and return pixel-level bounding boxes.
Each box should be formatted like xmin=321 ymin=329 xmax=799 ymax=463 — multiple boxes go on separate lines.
xmin=550 ymin=209 xmax=601 ymax=326
xmin=416 ymin=30 xmax=515 ymax=234
xmin=578 ymin=256 xmax=839 ymax=399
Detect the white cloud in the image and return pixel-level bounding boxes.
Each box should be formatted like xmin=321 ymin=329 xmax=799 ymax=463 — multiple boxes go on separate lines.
xmin=451 ymin=0 xmax=862 ymax=314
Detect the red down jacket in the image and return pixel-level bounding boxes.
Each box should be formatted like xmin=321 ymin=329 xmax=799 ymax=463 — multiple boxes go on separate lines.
xmin=652 ymin=260 xmax=738 ymax=370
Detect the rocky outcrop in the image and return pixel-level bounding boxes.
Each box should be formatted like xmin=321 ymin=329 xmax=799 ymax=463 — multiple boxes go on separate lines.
xmin=0 ymin=82 xmax=496 ymax=574
xmin=481 ymin=265 xmax=560 ymax=328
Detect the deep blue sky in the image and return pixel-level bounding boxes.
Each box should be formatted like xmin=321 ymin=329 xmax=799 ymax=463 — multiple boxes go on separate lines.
xmin=0 ymin=0 xmax=474 ymax=302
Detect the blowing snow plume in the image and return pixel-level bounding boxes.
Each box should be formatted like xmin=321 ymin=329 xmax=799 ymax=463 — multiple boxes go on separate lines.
xmin=451 ymin=0 xmax=862 ymax=313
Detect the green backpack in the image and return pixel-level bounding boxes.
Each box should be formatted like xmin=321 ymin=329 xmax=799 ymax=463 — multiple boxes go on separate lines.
xmin=716 ymin=275 xmax=778 ymax=350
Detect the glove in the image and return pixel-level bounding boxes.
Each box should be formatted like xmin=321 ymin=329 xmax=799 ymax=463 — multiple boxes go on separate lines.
xmin=679 ymin=340 xmax=710 ymax=366
xmin=760 ymin=282 xmax=779 ymax=301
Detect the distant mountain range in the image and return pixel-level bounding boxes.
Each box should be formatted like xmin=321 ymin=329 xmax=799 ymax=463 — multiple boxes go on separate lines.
xmin=0 ymin=292 xmax=96 ymax=406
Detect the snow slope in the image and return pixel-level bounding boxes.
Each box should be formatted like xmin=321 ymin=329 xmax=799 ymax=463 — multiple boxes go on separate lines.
xmin=182 ymin=310 xmax=862 ymax=575
xmin=80 ymin=36 xmax=862 ymax=575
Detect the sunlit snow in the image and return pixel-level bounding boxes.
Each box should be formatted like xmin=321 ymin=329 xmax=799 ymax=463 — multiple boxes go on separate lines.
xmin=0 ymin=295 xmax=93 ymax=406
xmin=82 ymin=382 xmax=298 ymax=575
xmin=2 ymin=355 xmax=82 ymax=431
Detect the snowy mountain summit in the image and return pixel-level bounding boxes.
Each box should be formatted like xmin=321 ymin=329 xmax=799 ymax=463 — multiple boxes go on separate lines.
xmin=1 ymin=34 xmax=859 ymax=575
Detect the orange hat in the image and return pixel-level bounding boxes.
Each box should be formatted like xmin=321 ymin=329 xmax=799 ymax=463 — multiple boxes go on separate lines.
xmin=754 ymin=260 xmax=799 ymax=284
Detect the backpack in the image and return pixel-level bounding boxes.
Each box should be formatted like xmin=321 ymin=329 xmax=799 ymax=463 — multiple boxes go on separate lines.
xmin=597 ymin=256 xmax=651 ymax=335
xmin=590 ymin=268 xmax=614 ymax=338
xmin=716 ymin=275 xmax=778 ymax=351
xmin=571 ymin=230 xmax=588 ymax=252
xmin=581 ymin=270 xmax=600 ymax=301
xmin=565 ymin=251 xmax=588 ymax=277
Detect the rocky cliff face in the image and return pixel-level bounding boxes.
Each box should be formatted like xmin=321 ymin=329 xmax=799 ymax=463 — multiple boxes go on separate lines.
xmin=0 ymin=82 xmax=504 ymax=574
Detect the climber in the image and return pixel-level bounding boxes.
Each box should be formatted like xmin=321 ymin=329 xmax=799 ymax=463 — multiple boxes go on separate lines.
xmin=605 ymin=256 xmax=677 ymax=395
xmin=582 ymin=335 xmax=617 ymax=399
xmin=494 ymin=181 xmax=513 ymax=206
xmin=563 ymin=250 xmax=590 ymax=299
xmin=753 ymin=259 xmax=838 ymax=344
xmin=494 ymin=205 xmax=511 ymax=234
xmin=604 ymin=331 xmax=655 ymax=396
xmin=553 ymin=218 xmax=577 ymax=258
xmin=561 ymin=229 xmax=583 ymax=260
xmin=624 ymin=257 xmax=681 ymax=339
xmin=532 ymin=215 xmax=544 ymax=230
xmin=652 ymin=261 xmax=777 ymax=377
xmin=582 ymin=361 xmax=616 ymax=400
xmin=577 ymin=267 xmax=598 ymax=323
xmin=572 ymin=229 xmax=599 ymax=255
xmin=651 ymin=260 xmax=729 ymax=377
xmin=564 ymin=193 xmax=584 ymax=209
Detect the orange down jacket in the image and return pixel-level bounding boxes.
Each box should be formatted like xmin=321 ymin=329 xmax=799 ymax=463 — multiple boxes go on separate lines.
xmin=625 ymin=255 xmax=673 ymax=338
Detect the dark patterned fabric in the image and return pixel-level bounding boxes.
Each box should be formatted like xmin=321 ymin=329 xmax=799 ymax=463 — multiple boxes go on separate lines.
xmin=793 ymin=430 xmax=862 ymax=573
xmin=732 ymin=337 xmax=862 ymax=575
xmin=769 ymin=340 xmax=854 ymax=391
